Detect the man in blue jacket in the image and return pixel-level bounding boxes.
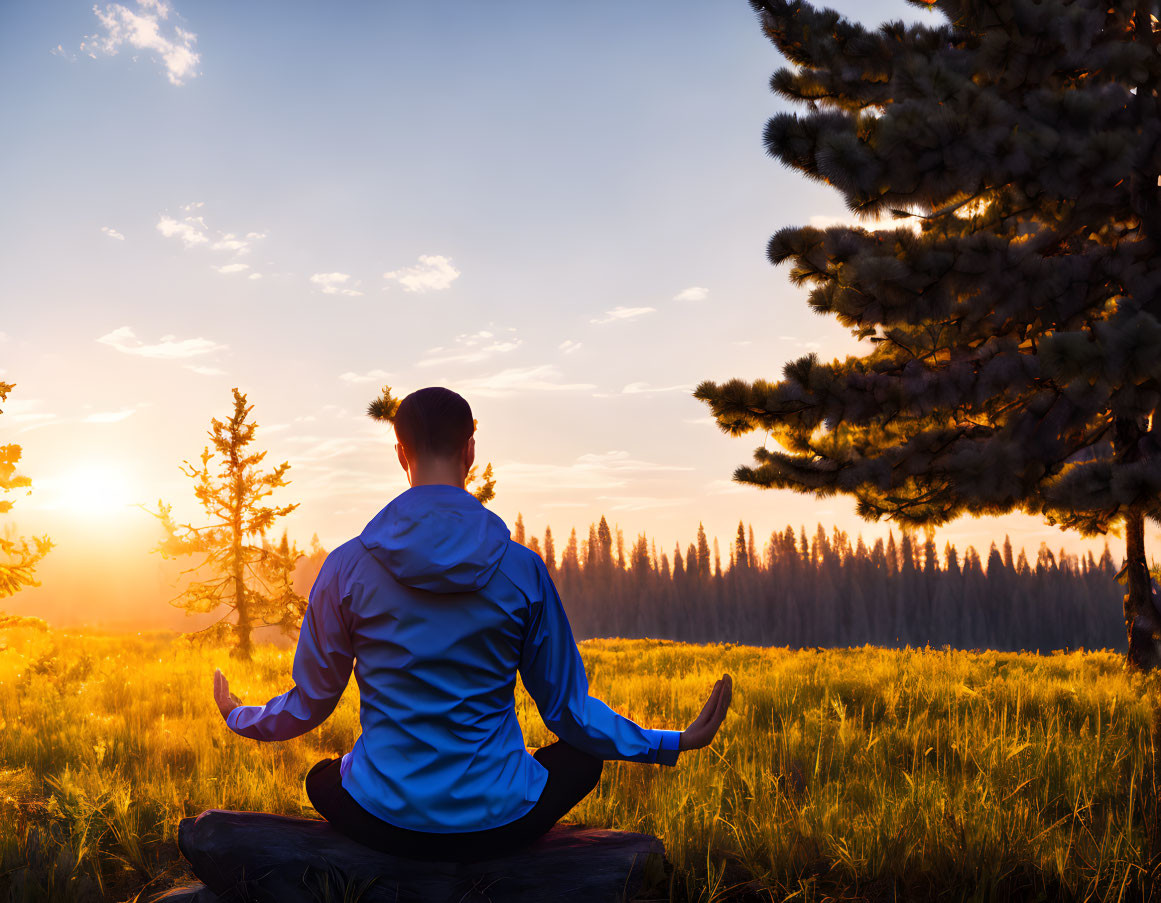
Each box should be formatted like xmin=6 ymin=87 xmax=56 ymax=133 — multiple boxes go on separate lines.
xmin=212 ymin=386 xmax=733 ymax=862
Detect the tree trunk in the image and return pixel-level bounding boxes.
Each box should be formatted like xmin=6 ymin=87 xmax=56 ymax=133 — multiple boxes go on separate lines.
xmin=1123 ymin=506 xmax=1161 ymax=670
xmin=230 ymin=442 xmax=252 ymax=660
xmin=232 ymin=564 xmax=251 ymax=659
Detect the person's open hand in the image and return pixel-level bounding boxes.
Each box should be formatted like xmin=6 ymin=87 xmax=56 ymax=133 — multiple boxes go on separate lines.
xmin=679 ymin=673 xmax=733 ymax=751
xmin=213 ymin=668 xmax=242 ymax=722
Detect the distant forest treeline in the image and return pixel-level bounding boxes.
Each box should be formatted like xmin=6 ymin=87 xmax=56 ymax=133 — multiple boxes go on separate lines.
xmin=293 ymin=517 xmax=1128 ymax=653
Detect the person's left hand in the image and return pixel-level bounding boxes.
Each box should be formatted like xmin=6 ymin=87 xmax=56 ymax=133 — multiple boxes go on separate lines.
xmin=213 ymin=668 xmax=243 ymax=721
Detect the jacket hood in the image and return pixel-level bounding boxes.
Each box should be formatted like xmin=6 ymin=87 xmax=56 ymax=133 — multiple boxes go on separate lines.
xmin=358 ymin=484 xmax=511 ymax=593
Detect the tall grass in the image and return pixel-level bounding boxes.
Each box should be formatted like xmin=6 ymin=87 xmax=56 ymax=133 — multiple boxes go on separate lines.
xmin=1 ymin=626 xmax=1158 ymax=901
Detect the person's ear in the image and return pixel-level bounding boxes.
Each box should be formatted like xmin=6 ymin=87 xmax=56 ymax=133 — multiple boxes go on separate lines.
xmin=396 ymin=442 xmax=410 ymax=477
xmin=464 ymin=436 xmax=476 ymax=474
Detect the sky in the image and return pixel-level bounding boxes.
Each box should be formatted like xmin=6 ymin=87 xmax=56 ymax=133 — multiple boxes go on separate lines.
xmin=0 ymin=0 xmax=1145 ymax=629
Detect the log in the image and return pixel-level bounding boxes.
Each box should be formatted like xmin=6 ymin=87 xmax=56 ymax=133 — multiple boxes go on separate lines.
xmin=172 ymin=809 xmax=669 ymax=903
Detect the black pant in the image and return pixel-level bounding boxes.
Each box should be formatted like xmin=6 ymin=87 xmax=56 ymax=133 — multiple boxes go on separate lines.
xmin=305 ymin=740 xmax=603 ymax=862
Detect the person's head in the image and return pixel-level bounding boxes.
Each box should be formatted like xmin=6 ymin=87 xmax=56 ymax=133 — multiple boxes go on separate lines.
xmin=393 ymin=387 xmax=476 ymax=487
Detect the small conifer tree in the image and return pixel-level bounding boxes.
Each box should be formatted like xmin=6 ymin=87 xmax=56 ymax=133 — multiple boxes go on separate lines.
xmin=544 ymin=525 xmax=556 ymax=570
xmin=696 ymin=523 xmax=711 ymax=579
xmin=0 ymin=381 xmax=52 ymax=603
xmin=149 ymin=388 xmax=303 ymax=659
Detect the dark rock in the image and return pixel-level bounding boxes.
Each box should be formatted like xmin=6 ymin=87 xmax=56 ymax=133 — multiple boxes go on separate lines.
xmin=175 ymin=809 xmax=669 ymax=903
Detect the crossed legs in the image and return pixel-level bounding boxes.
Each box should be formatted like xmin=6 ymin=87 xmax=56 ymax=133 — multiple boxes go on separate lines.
xmin=305 ymin=740 xmax=603 ymax=862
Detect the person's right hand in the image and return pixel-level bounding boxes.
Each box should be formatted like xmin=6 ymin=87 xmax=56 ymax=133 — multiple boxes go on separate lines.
xmin=213 ymin=668 xmax=242 ymax=723
xmin=679 ymin=673 xmax=733 ymax=751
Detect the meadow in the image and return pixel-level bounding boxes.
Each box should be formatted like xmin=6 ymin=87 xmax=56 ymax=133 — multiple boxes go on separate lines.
xmin=1 ymin=624 xmax=1159 ymax=902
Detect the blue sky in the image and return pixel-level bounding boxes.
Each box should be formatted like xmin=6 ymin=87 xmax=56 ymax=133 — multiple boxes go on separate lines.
xmin=0 ymin=0 xmax=1133 ymax=626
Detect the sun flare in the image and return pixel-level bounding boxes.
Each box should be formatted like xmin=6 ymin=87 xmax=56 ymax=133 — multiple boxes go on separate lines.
xmin=49 ymin=463 xmax=137 ymax=517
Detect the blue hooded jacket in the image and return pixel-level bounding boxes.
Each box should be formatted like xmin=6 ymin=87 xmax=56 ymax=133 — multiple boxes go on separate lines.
xmin=226 ymin=484 xmax=682 ymax=832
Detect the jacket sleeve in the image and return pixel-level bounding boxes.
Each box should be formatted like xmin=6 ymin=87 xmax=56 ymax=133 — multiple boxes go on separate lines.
xmin=226 ymin=551 xmax=354 ymax=742
xmin=517 ymin=561 xmax=681 ymax=766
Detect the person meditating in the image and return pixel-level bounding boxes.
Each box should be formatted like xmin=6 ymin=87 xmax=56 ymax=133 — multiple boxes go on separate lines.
xmin=211 ymin=386 xmax=733 ymax=862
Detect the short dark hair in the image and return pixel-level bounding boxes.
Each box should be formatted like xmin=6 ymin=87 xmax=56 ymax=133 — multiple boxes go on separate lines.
xmin=393 ymin=387 xmax=474 ymax=458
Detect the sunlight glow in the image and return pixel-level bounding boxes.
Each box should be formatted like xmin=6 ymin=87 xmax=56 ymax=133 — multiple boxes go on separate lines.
xmin=45 ymin=463 xmax=137 ymax=517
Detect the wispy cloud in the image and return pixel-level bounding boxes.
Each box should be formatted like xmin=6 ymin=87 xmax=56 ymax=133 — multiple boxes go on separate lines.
xmin=97 ymin=326 xmax=226 ymax=359
xmin=558 ymin=339 xmax=582 ymax=355
xmin=419 ymin=329 xmax=520 ymax=367
xmin=100 ymin=226 xmax=125 ymax=241
xmin=157 ymin=206 xmax=265 ymax=261
xmin=212 ymin=235 xmax=247 ymax=252
xmin=453 ymin=365 xmax=595 ymax=397
xmin=186 ymin=365 xmax=225 ymax=376
xmin=590 ymin=306 xmax=656 ymax=325
xmin=2 ymin=398 xmax=57 ymax=428
xmin=213 ymin=262 xmax=250 ymax=275
xmin=597 ymin=495 xmax=687 ymax=512
xmin=705 ymin=478 xmax=750 ymax=495
xmin=383 ymin=255 xmax=460 ymax=293
xmin=621 ymin=382 xmax=693 ymax=394
xmin=340 ymin=369 xmax=392 ymax=384
xmin=157 ymin=214 xmax=207 ymax=247
xmin=497 ymin=450 xmax=693 ymax=491
xmin=82 ymin=408 xmax=137 ymax=423
xmin=673 ymin=286 xmax=708 ymax=302
xmin=779 ymin=335 xmax=821 ymax=351
xmin=310 ymin=272 xmax=363 ymax=296
xmin=80 ymin=0 xmax=200 ymax=86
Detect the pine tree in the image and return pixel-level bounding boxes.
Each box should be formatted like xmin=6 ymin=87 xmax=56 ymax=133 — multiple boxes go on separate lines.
xmin=900 ymin=530 xmax=916 ymax=574
xmin=513 ymin=513 xmax=525 ymax=546
xmin=562 ymin=527 xmax=580 ymax=574
xmin=293 ymin=532 xmax=328 ymax=599
xmin=735 ymin=520 xmax=749 ymax=569
xmin=696 ymin=523 xmax=711 ymax=578
xmin=696 ymin=0 xmax=1161 ymax=667
xmin=259 ymin=528 xmax=307 ymax=637
xmin=923 ymin=527 xmax=939 ymax=574
xmin=366 ymin=385 xmax=496 ymax=503
xmin=544 ymin=525 xmax=556 ymax=570
xmin=1037 ymin=542 xmax=1057 ymax=575
xmin=0 ymin=381 xmax=52 ymax=602
xmin=597 ymin=516 xmax=613 ymax=569
xmin=987 ymin=543 xmax=1006 ymax=580
xmin=945 ymin=541 xmax=960 ymax=578
xmin=150 ymin=388 xmax=301 ymax=658
xmin=631 ymin=533 xmax=651 ymax=575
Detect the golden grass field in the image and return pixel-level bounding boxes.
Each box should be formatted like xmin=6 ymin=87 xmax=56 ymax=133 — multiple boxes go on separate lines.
xmin=1 ymin=624 xmax=1159 ymax=902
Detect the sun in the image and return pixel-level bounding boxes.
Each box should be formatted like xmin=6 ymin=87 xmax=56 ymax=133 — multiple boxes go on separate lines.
xmin=51 ymin=463 xmax=137 ymax=517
